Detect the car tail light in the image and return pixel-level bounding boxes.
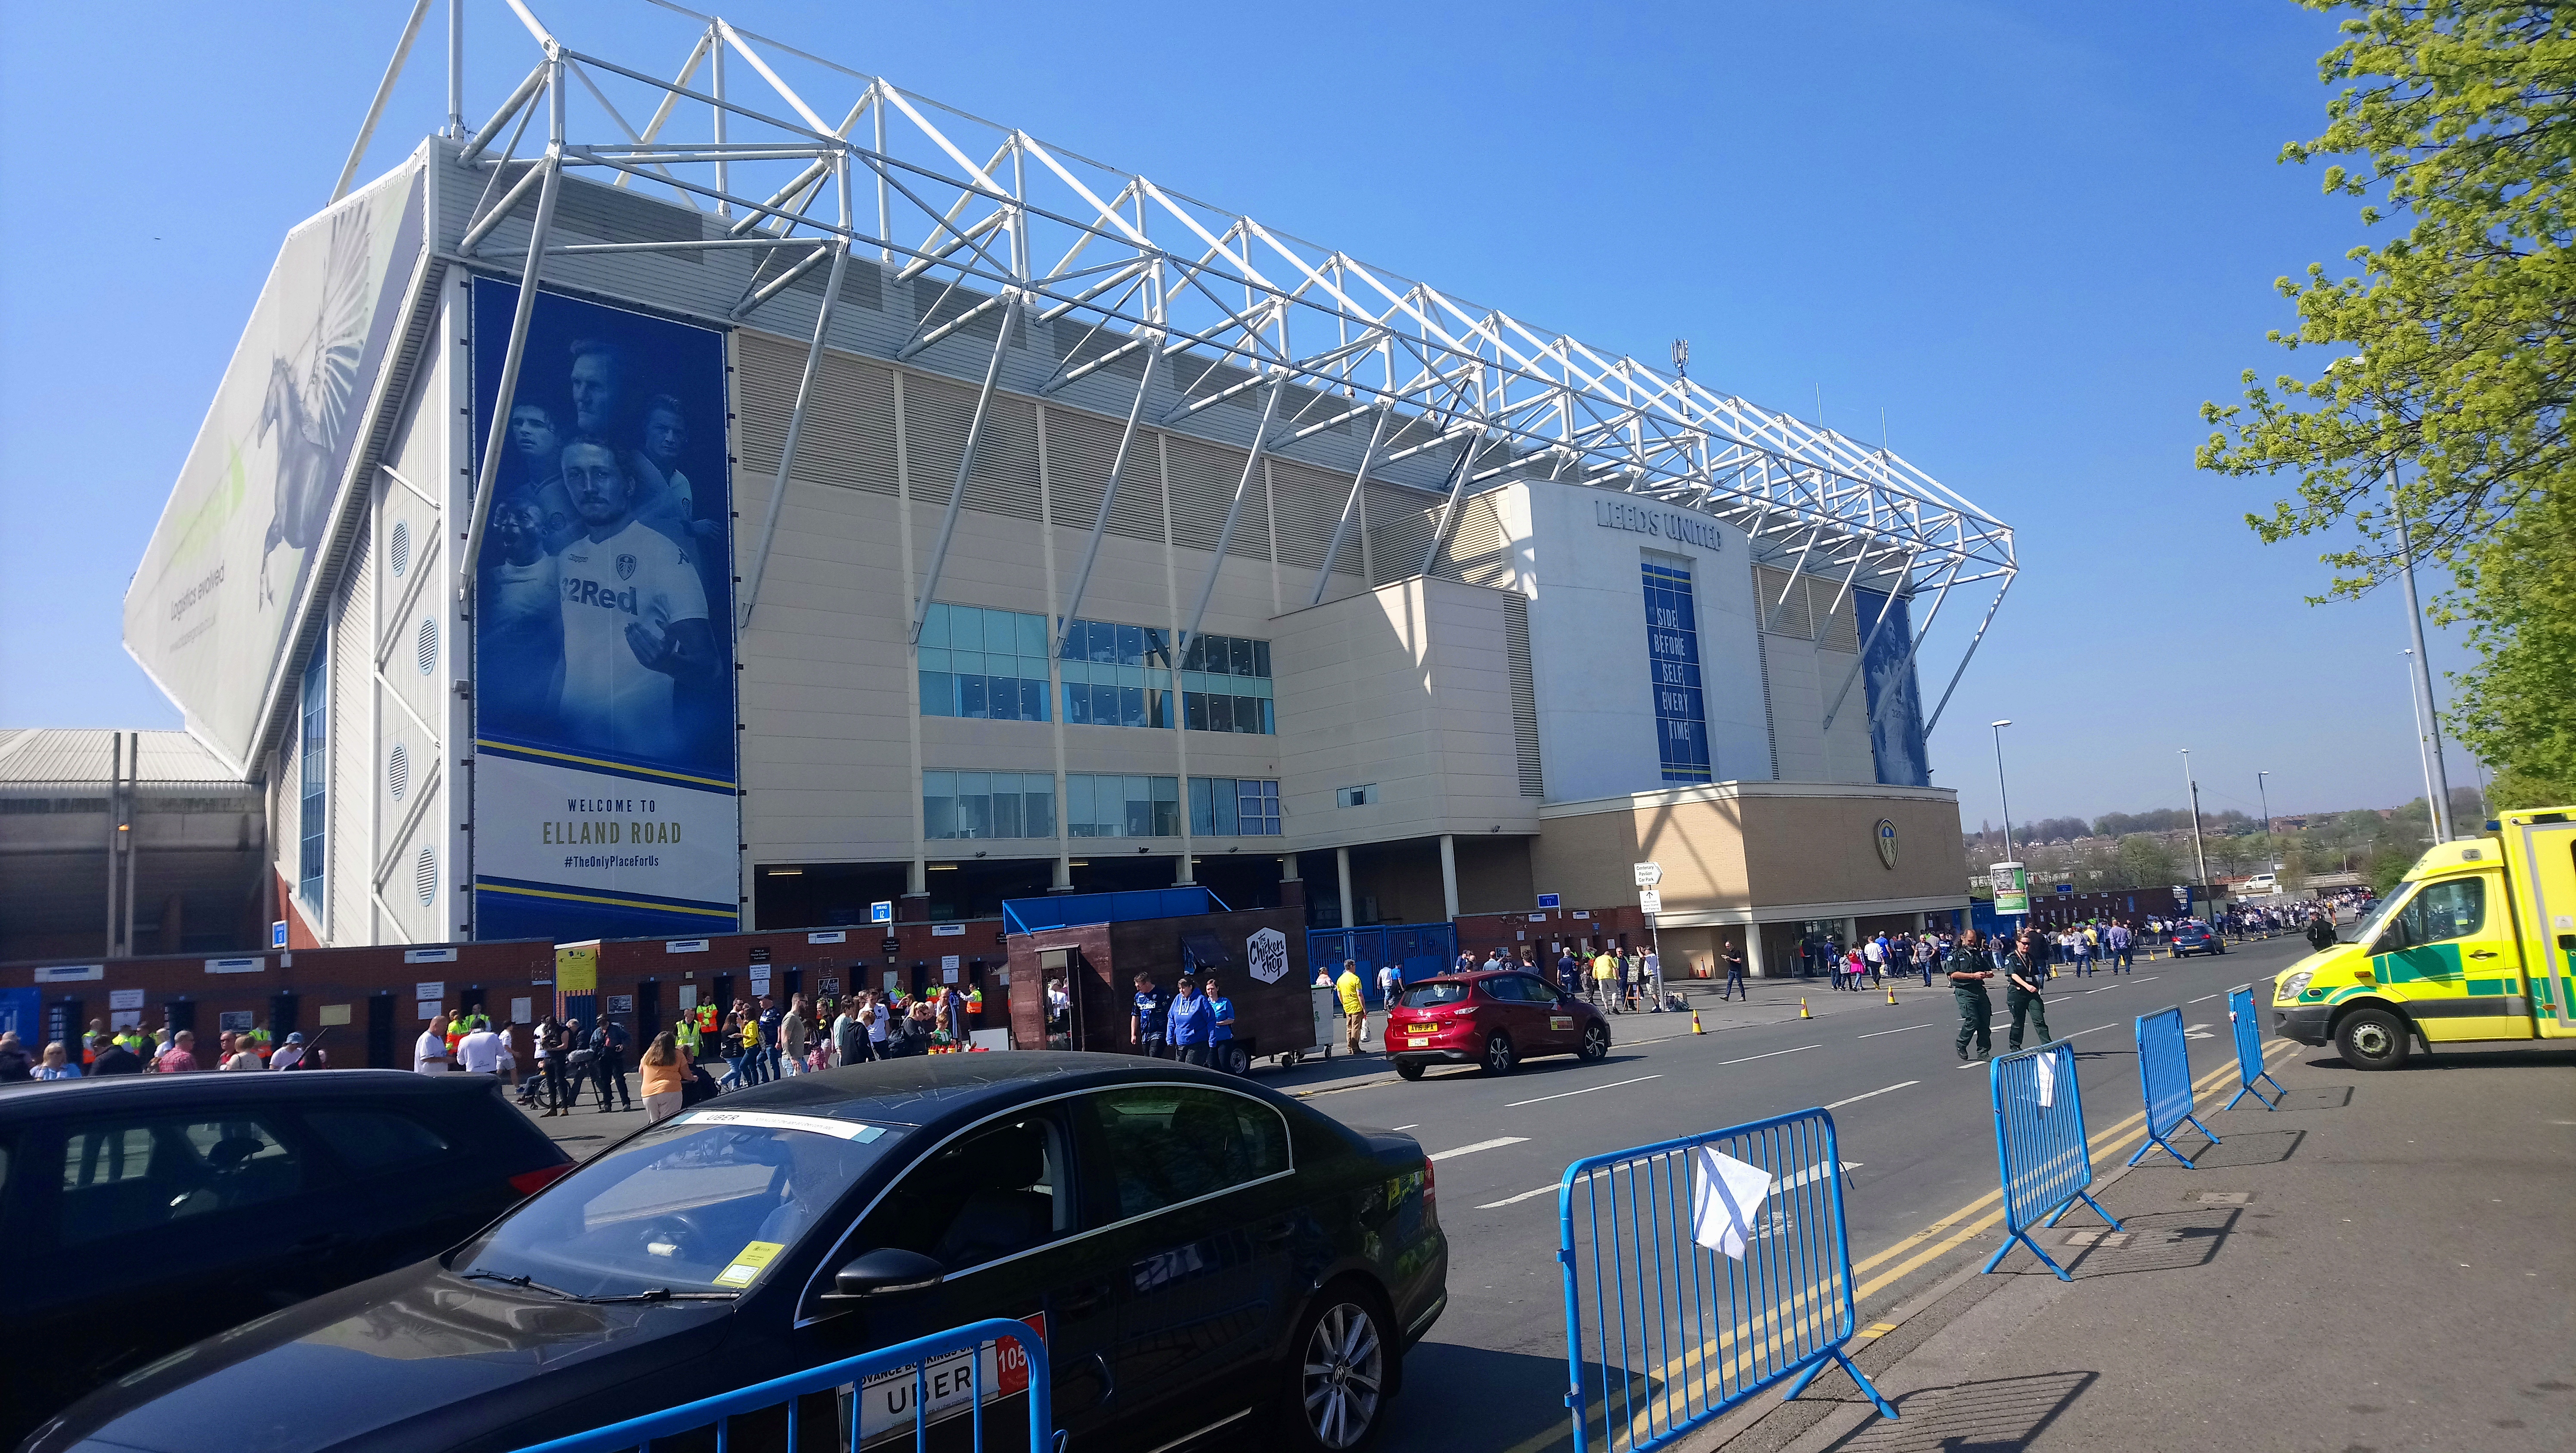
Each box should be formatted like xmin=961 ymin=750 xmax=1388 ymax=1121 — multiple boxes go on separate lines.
xmin=1421 ymin=1155 xmax=1435 ymax=1207
xmin=508 ymin=1162 xmax=575 ymax=1196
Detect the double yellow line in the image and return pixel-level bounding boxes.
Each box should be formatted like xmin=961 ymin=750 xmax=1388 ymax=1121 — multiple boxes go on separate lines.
xmin=1505 ymin=1037 xmax=2300 ymax=1453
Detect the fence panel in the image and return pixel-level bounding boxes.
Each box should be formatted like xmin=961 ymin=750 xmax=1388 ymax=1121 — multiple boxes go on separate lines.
xmin=2128 ymin=1006 xmax=2221 ymax=1168
xmin=1983 ymin=1042 xmax=2120 ymax=1280
xmin=2220 ymin=983 xmax=2286 ymax=1110
xmin=509 ymin=1316 xmax=1052 ymax=1453
xmin=1557 ymin=1108 xmax=1896 ymax=1453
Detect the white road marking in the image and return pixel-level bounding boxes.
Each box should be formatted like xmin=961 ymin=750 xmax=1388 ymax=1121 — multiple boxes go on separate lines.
xmin=1856 ymin=1023 xmax=1929 ymax=1040
xmin=2065 ymin=1023 xmax=2117 ymax=1038
xmin=1780 ymin=1160 xmax=1862 ymax=1191
xmin=1720 ymin=1045 xmax=1821 ymax=1066
xmin=1824 ymin=1081 xmax=1919 ymax=1110
xmin=1957 ymin=1059 xmax=1988 ymax=1070
xmin=1506 ymin=1074 xmax=1663 ymax=1108
xmin=1429 ymin=1136 xmax=1529 ymax=1162
xmin=1391 ymin=1124 xmax=1419 ymax=1131
xmin=1477 ymin=1183 xmax=1567 ymax=1209
xmin=2188 ymin=994 xmax=2219 ymax=1005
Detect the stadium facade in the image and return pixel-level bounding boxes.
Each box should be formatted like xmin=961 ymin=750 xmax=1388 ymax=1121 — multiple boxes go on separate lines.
xmin=115 ymin=4 xmax=2009 ymax=977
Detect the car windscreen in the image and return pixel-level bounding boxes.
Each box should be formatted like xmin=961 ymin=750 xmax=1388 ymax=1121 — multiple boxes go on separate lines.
xmin=452 ymin=1110 xmax=903 ymax=1298
xmin=1397 ymin=981 xmax=1471 ymax=1009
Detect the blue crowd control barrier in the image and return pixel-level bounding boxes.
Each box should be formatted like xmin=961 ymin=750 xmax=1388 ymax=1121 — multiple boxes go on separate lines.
xmin=510 ymin=1316 xmax=1053 ymax=1453
xmin=1982 ymin=1042 xmax=2120 ymax=1280
xmin=2221 ymin=983 xmax=2286 ymax=1111
xmin=2128 ymin=1006 xmax=2221 ymax=1168
xmin=1557 ymin=1107 xmax=1897 ymax=1453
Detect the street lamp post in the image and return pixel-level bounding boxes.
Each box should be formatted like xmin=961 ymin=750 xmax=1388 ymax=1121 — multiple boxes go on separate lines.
xmin=2390 ymin=482 xmax=2455 ymax=842
xmin=2402 ymin=648 xmax=2443 ymax=844
xmin=2180 ymin=748 xmax=2211 ymax=890
xmin=2257 ymin=769 xmax=2273 ymax=874
xmin=1991 ymin=720 xmax=2020 ymax=927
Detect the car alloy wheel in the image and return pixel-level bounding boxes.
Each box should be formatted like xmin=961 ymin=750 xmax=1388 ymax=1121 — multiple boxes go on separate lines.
xmin=1579 ymin=1023 xmax=1610 ymax=1061
xmin=1299 ymin=1299 xmax=1386 ymax=1450
xmin=1482 ymin=1031 xmax=1517 ymax=1075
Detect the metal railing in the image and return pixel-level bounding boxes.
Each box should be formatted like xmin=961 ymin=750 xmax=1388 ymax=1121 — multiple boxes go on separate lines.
xmin=2128 ymin=1007 xmax=2221 ymax=1169
xmin=1557 ymin=1107 xmax=1896 ymax=1453
xmin=509 ymin=1316 xmax=1053 ymax=1453
xmin=2220 ymin=983 xmax=2286 ymax=1111
xmin=1983 ymin=1041 xmax=2121 ymax=1280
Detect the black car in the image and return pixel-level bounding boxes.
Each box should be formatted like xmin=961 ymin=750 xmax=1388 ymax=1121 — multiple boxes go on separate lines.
xmin=27 ymin=1052 xmax=1449 ymax=1453
xmin=2171 ymin=920 xmax=2227 ymax=957
xmin=0 ymin=1070 xmax=572 ymax=1447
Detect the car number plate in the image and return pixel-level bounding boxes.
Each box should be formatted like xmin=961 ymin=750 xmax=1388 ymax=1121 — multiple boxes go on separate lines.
xmin=855 ymin=1320 xmax=1038 ymax=1447
xmin=1409 ymin=1036 xmax=1430 ymax=1047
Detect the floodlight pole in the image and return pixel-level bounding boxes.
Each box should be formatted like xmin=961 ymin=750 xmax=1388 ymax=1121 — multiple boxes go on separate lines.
xmin=457 ymin=56 xmax=564 ymax=593
xmin=2180 ymin=749 xmax=2210 ymax=889
xmin=2390 ymin=478 xmax=2454 ymax=841
xmin=447 ymin=0 xmax=464 ymax=136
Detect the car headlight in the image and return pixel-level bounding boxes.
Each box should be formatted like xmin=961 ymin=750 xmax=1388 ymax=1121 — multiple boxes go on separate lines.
xmin=2279 ymin=971 xmax=2312 ymax=1002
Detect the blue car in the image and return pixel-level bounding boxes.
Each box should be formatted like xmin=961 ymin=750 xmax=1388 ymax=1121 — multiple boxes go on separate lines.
xmin=2171 ymin=920 xmax=2228 ymax=957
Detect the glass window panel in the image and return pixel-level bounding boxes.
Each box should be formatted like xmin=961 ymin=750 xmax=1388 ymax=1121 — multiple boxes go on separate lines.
xmin=924 ymin=788 xmax=956 ymax=841
xmin=1084 ymin=683 xmax=1112 ymax=725
xmin=920 ymin=672 xmax=954 ymax=717
xmin=1189 ymin=778 xmax=1214 ymax=837
xmin=992 ymin=784 xmax=1021 ymax=839
xmin=1084 ymin=621 xmax=1114 ymax=664
xmin=948 ymin=649 xmax=982 ymax=680
xmin=1206 ymin=694 xmax=1233 ymax=733
xmin=1019 ymin=679 xmax=1046 ymax=722
xmin=1066 ymin=775 xmax=1094 ymax=836
xmin=1115 ymin=624 xmax=1144 ymax=667
xmin=1124 ymin=779 xmax=1152 ymax=837
xmin=1120 ymin=686 xmax=1146 ymax=728
xmin=1214 ymin=780 xmax=1238 ymax=836
xmin=1062 ymin=683 xmax=1088 ymax=726
xmin=986 ymin=676 xmax=1016 ymax=721
xmin=959 ymin=674 xmax=988 ymax=718
xmin=1253 ymin=640 xmax=1270 ymax=678
xmin=1026 ymin=783 xmax=1056 ymax=839
xmin=978 ymin=610 xmax=1010 ymax=654
xmin=1227 ymin=639 xmax=1254 ymax=676
xmin=1184 ymin=692 xmax=1207 ymax=731
xmin=1230 ymin=696 xmax=1257 ymax=734
xmin=1016 ymin=612 xmax=1046 ymax=659
xmin=920 ymin=603 xmax=951 ymax=649
xmin=919 ymin=647 xmax=951 ymax=673
xmin=1152 ymin=795 xmax=1180 ymax=838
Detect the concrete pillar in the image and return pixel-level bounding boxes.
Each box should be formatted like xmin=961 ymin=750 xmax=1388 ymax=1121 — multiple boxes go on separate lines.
xmin=1335 ymin=847 xmax=1355 ymax=928
xmin=1438 ymin=834 xmax=1460 ymax=921
xmin=1743 ymin=922 xmax=1768 ymax=979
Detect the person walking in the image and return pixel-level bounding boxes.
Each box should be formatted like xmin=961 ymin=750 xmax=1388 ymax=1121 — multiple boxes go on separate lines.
xmin=833 ymin=998 xmax=866 ymax=1067
xmin=638 ymin=1032 xmax=690 ymax=1124
xmin=1376 ymin=960 xmax=1402 ymax=1010
xmin=1642 ymin=946 xmax=1664 ymax=1011
xmin=867 ymin=989 xmax=892 ymax=1060
xmin=588 ymin=1017 xmax=633 ymax=1113
xmin=1205 ymin=977 xmax=1236 ymax=1071
xmin=1949 ymin=929 xmax=1997 ymax=1061
xmin=1131 ymin=974 xmax=1170 ymax=1059
xmin=1555 ymin=946 xmax=1581 ymax=997
xmin=780 ymin=995 xmax=811 ymax=1076
xmin=1863 ymin=933 xmax=1886 ymax=987
xmin=2004 ymin=932 xmax=2054 ymax=1051
xmin=1168 ymin=976 xmax=1214 ymax=1067
xmin=2305 ymin=909 xmax=2340 ymax=954
xmin=1335 ymin=960 xmax=1368 ymax=1054
xmin=1591 ymin=948 xmax=1619 ymax=1011
xmin=1719 ymin=941 xmax=1749 ymax=1002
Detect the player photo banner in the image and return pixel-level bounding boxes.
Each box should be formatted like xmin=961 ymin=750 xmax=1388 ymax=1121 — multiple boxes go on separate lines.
xmin=123 ymin=165 xmax=426 ymax=774
xmin=469 ymin=280 xmax=740 ymax=941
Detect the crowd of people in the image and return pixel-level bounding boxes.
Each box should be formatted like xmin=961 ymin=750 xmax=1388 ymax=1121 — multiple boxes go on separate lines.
xmin=0 ymin=1020 xmax=325 ymax=1082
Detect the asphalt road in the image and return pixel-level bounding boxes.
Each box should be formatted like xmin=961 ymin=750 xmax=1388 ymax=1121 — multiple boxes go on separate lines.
xmin=1296 ymin=934 xmax=2319 ymax=1453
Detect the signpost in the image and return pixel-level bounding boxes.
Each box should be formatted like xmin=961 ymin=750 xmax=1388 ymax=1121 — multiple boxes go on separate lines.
xmin=1635 ymin=863 xmax=1664 ymax=1004
xmin=1991 ymin=862 xmax=2029 ymax=918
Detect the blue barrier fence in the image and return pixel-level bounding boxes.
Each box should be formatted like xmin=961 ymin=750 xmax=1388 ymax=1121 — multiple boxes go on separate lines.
xmin=1557 ymin=1107 xmax=1896 ymax=1453
xmin=1308 ymin=922 xmax=1458 ymax=1005
xmin=1984 ymin=1041 xmax=2120 ymax=1280
xmin=510 ymin=1316 xmax=1053 ymax=1453
xmin=2221 ymin=983 xmax=2286 ymax=1111
xmin=2128 ymin=1006 xmax=2220 ymax=1169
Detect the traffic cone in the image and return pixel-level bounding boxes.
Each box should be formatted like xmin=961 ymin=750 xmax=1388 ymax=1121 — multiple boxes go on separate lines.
xmin=1691 ymin=1010 xmax=1705 ymax=1035
xmin=1886 ymin=984 xmax=1898 ymax=1006
xmin=1799 ymin=997 xmax=1811 ymax=1019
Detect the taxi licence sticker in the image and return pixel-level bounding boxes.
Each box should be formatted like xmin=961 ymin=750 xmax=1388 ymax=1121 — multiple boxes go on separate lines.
xmin=712 ymin=1240 xmax=785 ymax=1289
xmin=676 ymin=1109 xmax=889 ymax=1142
xmin=1551 ymin=1015 xmax=1573 ymax=1031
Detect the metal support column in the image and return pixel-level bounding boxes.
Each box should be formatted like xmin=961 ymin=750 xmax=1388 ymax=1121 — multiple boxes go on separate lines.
xmin=1177 ymin=378 xmax=1287 ymax=656
xmin=910 ymin=303 xmax=1020 ymax=642
xmin=1054 ymin=351 xmax=1159 ymax=651
xmin=1922 ymin=575 xmax=2016 ymax=739
xmin=457 ymin=62 xmax=565 ymax=588
xmin=739 ymin=151 xmax=853 ymax=631
xmin=1309 ymin=410 xmax=1389 ymax=606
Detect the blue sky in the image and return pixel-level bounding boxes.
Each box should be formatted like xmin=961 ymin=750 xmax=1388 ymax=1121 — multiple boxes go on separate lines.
xmin=0 ymin=0 xmax=2487 ymax=829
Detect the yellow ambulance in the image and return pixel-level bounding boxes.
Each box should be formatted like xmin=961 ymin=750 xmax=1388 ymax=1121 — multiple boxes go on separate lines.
xmin=2273 ymin=806 xmax=2576 ymax=1069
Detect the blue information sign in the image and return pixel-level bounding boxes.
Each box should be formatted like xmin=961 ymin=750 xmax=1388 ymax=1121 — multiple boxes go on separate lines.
xmin=1639 ymin=560 xmax=1712 ymax=782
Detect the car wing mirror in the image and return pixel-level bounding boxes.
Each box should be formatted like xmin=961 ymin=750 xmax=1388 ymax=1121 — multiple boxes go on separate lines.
xmin=833 ymin=1248 xmax=945 ymax=1298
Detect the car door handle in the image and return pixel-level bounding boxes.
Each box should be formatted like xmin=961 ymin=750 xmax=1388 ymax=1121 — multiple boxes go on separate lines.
xmin=1058 ymin=1285 xmax=1109 ymax=1315
xmin=1258 ymin=1220 xmax=1296 ymax=1247
xmin=2468 ymin=950 xmax=2500 ymax=958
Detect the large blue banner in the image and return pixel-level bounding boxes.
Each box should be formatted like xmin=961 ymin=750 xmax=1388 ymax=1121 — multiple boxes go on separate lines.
xmin=1854 ymin=586 xmax=1929 ymax=788
xmin=1640 ymin=559 xmax=1712 ymax=782
xmin=469 ymin=281 xmax=739 ymax=941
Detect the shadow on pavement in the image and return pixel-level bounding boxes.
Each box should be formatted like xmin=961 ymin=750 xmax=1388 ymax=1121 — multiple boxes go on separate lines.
xmin=2260 ymin=1085 xmax=2351 ymax=1111
xmin=1375 ymin=1341 xmax=1590 ymax=1453
xmin=2182 ymin=1128 xmax=2306 ymax=1169
xmin=2057 ymin=1206 xmax=2241 ymax=1279
xmin=1826 ymin=1370 xmax=2098 ymax=1452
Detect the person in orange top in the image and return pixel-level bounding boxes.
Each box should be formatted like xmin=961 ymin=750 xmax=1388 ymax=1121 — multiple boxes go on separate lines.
xmin=638 ymin=1030 xmax=691 ymax=1123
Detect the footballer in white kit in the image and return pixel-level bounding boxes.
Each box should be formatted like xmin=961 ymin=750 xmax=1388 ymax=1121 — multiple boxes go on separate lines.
xmin=553 ymin=437 xmax=721 ymax=760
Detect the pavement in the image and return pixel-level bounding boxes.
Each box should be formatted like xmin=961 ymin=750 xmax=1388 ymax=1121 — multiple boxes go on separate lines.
xmin=497 ymin=937 xmax=2576 ymax=1453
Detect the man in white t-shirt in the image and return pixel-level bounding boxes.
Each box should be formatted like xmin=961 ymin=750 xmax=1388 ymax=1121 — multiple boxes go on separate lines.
xmin=554 ymin=437 xmax=720 ymax=758
xmin=456 ymin=1020 xmax=507 ymax=1075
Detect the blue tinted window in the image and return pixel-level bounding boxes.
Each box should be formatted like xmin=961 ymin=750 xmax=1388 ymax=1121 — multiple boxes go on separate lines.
xmin=1641 ymin=562 xmax=1712 ymax=783
xmin=298 ymin=645 xmax=327 ymax=909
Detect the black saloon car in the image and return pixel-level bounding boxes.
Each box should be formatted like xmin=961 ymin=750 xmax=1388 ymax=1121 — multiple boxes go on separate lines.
xmin=0 ymin=1070 xmax=573 ymax=1447
xmin=26 ymin=1052 xmax=1449 ymax=1453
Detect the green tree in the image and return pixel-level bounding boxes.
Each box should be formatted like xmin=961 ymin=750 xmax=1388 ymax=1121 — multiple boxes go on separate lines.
xmin=2198 ymin=1 xmax=2574 ymax=798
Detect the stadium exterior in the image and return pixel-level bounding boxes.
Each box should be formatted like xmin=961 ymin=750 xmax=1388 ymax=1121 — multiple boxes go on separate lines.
xmin=113 ymin=3 xmax=2009 ymax=979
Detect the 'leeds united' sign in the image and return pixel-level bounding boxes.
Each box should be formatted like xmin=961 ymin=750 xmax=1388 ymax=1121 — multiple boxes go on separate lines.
xmin=1595 ymin=498 xmax=1723 ymax=550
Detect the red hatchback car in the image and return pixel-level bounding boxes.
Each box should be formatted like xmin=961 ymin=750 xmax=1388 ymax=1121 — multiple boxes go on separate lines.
xmin=1385 ymin=969 xmax=1614 ymax=1079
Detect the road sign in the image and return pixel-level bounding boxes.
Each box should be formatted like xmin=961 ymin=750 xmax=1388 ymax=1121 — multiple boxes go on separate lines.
xmin=870 ymin=900 xmax=894 ymax=925
xmin=1536 ymin=892 xmax=1562 ymax=909
xmin=1634 ymin=862 xmax=1662 ymax=887
xmin=1638 ymin=888 xmax=1663 ymax=915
